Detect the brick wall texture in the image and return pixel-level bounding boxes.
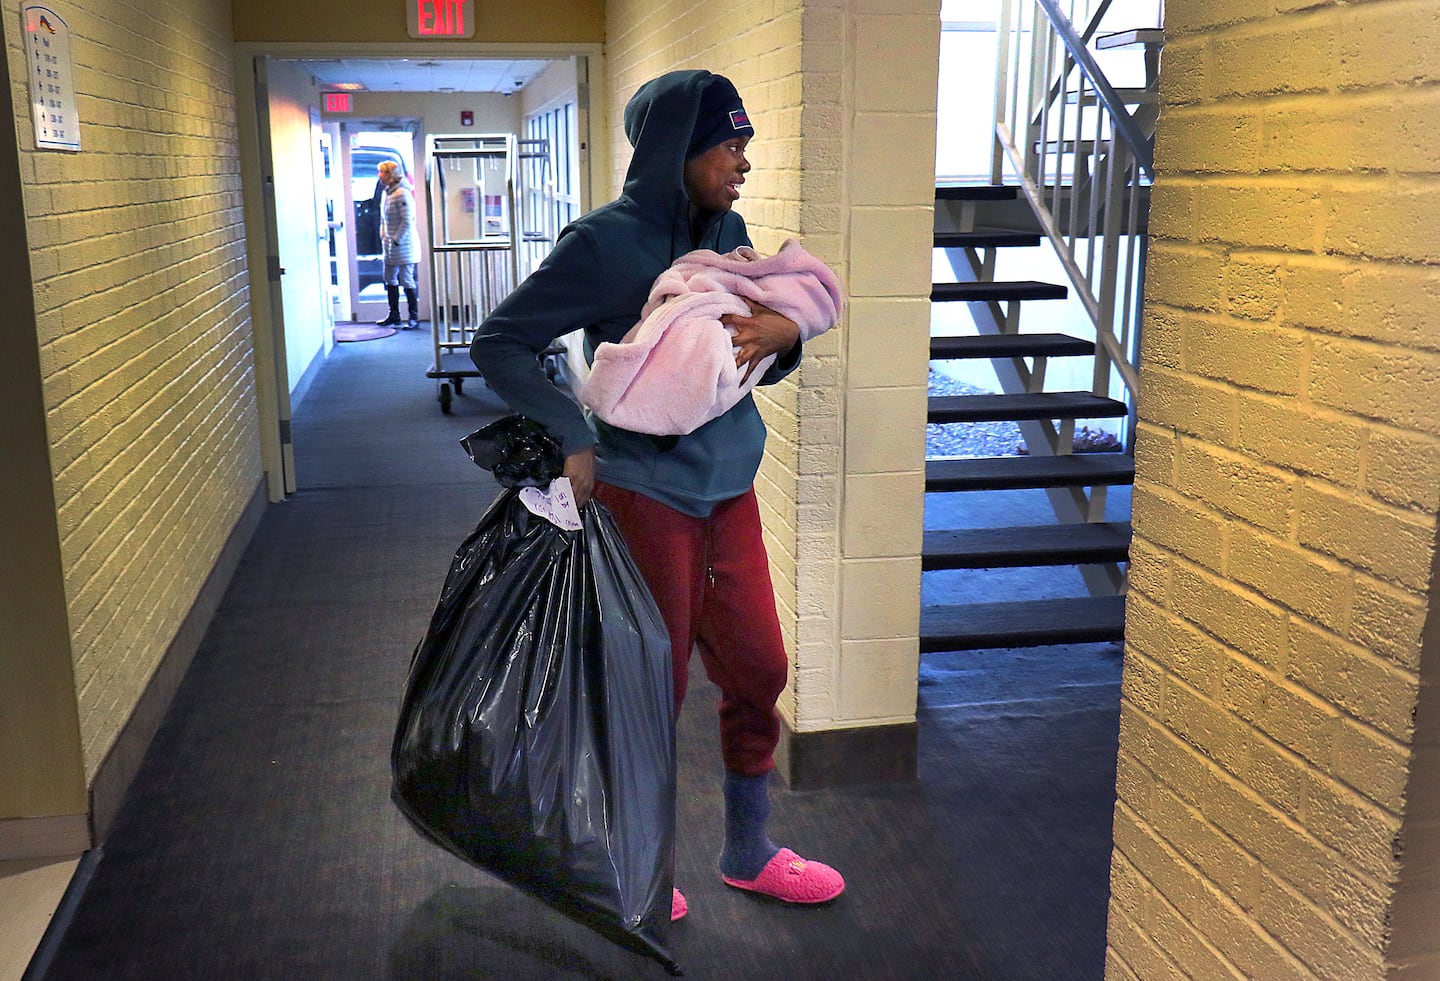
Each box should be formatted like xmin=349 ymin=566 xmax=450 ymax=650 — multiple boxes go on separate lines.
xmin=1110 ymin=0 xmax=1440 ymax=977
xmin=603 ymin=0 xmax=811 ymax=727
xmin=603 ymin=0 xmax=936 ymax=733
xmin=5 ymin=0 xmax=261 ymax=781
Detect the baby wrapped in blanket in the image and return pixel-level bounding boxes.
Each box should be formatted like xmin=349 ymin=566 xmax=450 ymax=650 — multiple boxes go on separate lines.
xmin=578 ymin=239 xmax=844 ymax=436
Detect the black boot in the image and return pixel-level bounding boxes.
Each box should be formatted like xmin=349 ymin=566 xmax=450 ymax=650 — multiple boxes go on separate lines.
xmin=404 ymin=287 xmax=420 ymax=330
xmin=377 ymin=285 xmax=402 ymax=326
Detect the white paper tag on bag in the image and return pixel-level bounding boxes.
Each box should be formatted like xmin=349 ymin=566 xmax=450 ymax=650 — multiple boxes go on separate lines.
xmin=519 ymin=476 xmax=583 ymax=531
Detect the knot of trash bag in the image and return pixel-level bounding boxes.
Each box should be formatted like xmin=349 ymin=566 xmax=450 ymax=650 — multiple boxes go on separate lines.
xmin=461 ymin=415 xmax=565 ymax=488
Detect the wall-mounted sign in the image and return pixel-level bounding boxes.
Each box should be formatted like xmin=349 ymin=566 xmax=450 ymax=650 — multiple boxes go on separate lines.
xmin=22 ymin=5 xmax=80 ymax=151
xmin=323 ymin=92 xmax=353 ymax=113
xmin=406 ymin=0 xmax=475 ymax=39
xmin=403 ymin=0 xmax=475 ymax=38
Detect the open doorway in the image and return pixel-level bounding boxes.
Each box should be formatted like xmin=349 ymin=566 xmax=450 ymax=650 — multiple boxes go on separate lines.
xmin=339 ymin=123 xmax=423 ymax=325
xmin=238 ymin=52 xmax=593 ymax=499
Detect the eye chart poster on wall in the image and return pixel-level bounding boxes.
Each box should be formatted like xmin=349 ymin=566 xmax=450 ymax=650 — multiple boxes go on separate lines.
xmin=23 ymin=5 xmax=81 ymax=151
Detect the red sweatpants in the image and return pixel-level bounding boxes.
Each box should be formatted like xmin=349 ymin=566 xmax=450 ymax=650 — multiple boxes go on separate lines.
xmin=593 ymin=482 xmax=787 ymax=777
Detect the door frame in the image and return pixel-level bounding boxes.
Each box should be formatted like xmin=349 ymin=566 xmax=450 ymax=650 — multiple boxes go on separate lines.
xmin=341 ymin=121 xmax=425 ymax=324
xmin=233 ymin=41 xmax=604 ymax=502
xmin=237 ymin=55 xmax=295 ymax=499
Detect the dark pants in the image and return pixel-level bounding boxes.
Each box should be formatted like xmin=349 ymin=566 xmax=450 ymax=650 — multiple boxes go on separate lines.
xmin=593 ymin=482 xmax=787 ymax=777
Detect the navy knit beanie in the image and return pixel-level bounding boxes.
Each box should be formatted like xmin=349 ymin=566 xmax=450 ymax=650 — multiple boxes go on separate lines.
xmin=686 ymin=74 xmax=754 ymax=159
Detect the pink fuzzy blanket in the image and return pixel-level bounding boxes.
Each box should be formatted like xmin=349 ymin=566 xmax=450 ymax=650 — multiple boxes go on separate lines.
xmin=579 ymin=239 xmax=844 ymax=435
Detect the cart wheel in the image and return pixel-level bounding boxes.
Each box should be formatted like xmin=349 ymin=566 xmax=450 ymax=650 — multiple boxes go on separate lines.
xmin=438 ymin=382 xmax=453 ymax=414
xmin=453 ymin=377 xmax=464 ymax=395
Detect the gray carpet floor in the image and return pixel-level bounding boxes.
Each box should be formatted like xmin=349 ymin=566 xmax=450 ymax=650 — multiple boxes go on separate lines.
xmin=32 ymin=326 xmax=1122 ymax=980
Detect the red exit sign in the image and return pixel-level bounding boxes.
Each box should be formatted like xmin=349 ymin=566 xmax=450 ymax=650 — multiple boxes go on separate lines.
xmin=406 ymin=0 xmax=475 ymax=38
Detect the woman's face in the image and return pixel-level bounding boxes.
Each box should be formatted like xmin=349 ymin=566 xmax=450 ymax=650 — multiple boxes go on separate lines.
xmin=684 ymin=136 xmax=751 ymax=213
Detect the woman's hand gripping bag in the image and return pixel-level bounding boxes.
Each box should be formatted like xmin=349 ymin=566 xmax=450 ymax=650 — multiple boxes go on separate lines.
xmin=391 ymin=415 xmax=679 ymax=974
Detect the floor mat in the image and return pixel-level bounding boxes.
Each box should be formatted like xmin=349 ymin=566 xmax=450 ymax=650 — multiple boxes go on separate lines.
xmin=334 ymin=323 xmax=396 ymax=342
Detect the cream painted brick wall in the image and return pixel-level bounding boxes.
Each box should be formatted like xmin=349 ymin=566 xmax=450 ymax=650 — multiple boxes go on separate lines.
xmin=5 ymin=0 xmax=261 ymax=780
xmin=794 ymin=0 xmax=936 ymax=731
xmin=1111 ymin=0 xmax=1440 ymax=977
xmin=605 ymin=0 xmax=937 ymax=733
xmin=605 ymin=0 xmax=811 ymax=703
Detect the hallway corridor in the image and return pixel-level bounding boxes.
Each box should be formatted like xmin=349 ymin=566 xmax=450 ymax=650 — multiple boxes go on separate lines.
xmin=26 ymin=328 xmax=1122 ymax=980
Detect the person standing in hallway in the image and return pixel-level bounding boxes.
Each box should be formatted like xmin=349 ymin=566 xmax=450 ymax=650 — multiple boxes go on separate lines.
xmin=376 ymin=160 xmax=420 ymax=329
xmin=471 ymin=69 xmax=845 ymax=925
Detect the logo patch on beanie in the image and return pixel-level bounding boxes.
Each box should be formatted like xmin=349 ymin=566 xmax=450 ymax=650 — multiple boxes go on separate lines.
xmin=729 ymin=109 xmax=751 ymax=130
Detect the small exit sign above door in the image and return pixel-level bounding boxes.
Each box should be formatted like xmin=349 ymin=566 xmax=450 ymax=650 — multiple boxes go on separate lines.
xmin=406 ymin=0 xmax=475 ymax=39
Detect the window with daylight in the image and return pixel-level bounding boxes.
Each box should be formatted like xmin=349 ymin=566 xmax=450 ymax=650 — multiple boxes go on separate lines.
xmin=524 ymin=101 xmax=579 ymax=238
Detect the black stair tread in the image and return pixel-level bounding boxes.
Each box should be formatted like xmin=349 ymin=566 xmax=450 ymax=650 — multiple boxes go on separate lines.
xmin=932 ymin=281 xmax=1068 ymax=302
xmin=930 ymin=333 xmax=1095 ymax=360
xmin=934 ymin=229 xmax=1041 ymax=249
xmin=919 ymin=596 xmax=1127 ymax=652
xmin=935 ymin=184 xmax=1018 ymax=202
xmin=928 ymin=392 xmax=1129 ymax=423
xmin=1038 ymin=138 xmax=1114 ymax=152
xmin=922 ymin=522 xmax=1131 ymax=570
xmin=1095 ymin=28 xmax=1164 ymax=49
xmin=925 ymin=453 xmax=1135 ymax=492
xmin=1065 ymin=88 xmax=1157 ymax=105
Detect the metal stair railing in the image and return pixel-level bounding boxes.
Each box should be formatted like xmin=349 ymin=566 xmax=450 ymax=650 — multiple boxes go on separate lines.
xmin=993 ymin=0 xmax=1154 ymax=451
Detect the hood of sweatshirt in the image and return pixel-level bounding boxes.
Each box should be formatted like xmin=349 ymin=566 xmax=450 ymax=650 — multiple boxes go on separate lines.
xmin=620 ymin=69 xmax=739 ymax=259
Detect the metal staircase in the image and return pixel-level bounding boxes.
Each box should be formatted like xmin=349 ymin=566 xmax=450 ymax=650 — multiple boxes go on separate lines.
xmin=920 ymin=0 xmax=1160 ymax=652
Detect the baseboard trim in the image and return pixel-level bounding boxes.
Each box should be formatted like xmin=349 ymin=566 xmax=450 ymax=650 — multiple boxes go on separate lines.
xmin=88 ymin=479 xmax=268 ymax=844
xmin=289 ymin=339 xmax=326 ymax=411
xmin=20 ymin=845 xmax=101 ymax=981
xmin=775 ymin=718 xmax=918 ymax=790
xmin=0 ymin=814 xmax=89 ymax=862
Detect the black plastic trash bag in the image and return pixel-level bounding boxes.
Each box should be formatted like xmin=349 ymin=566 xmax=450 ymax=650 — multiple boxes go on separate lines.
xmin=392 ymin=417 xmax=679 ymax=973
xmin=459 ymin=414 xmax=564 ymax=489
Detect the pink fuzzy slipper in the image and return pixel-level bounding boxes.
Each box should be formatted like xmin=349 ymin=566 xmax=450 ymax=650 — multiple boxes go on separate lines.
xmin=721 ymin=848 xmax=845 ymax=904
xmin=671 ymin=888 xmax=688 ymax=921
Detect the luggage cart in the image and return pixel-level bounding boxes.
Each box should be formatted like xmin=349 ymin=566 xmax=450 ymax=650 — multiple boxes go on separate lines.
xmin=423 ymin=134 xmax=561 ymax=413
xmin=423 ymin=134 xmax=519 ymax=413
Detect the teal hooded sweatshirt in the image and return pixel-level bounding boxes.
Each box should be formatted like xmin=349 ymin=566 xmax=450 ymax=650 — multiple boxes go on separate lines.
xmin=469 ymin=69 xmax=800 ymax=518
